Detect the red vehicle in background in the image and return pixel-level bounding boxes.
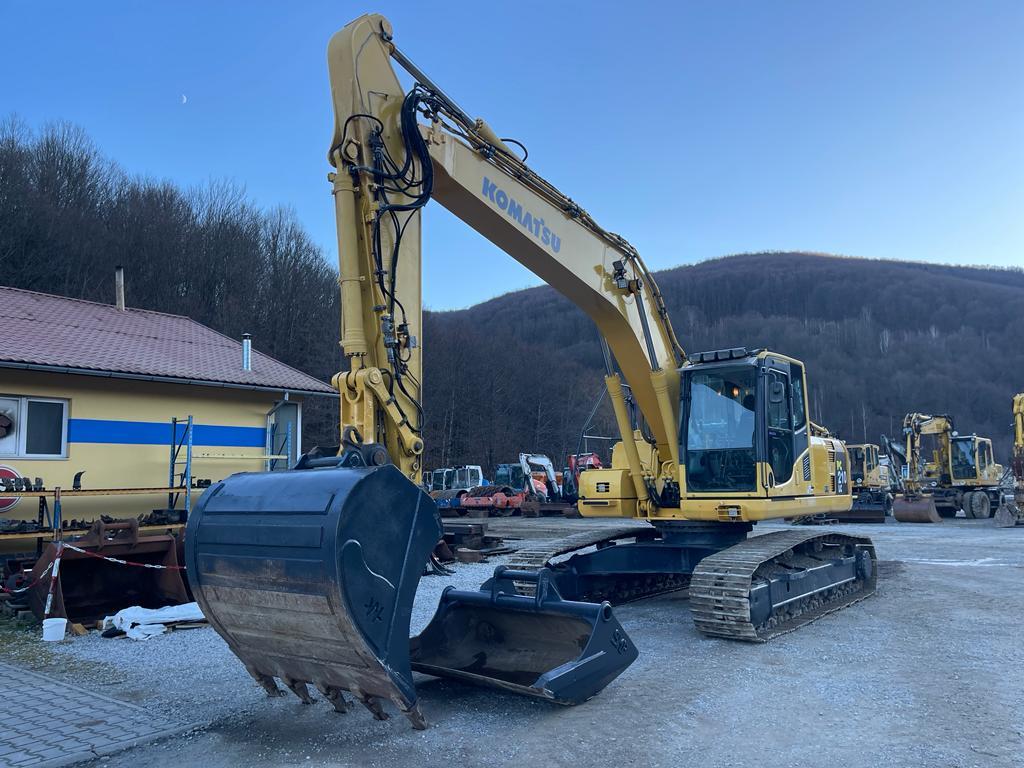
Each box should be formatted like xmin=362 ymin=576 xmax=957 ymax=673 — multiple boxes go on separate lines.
xmin=459 ymin=452 xmax=604 ymax=517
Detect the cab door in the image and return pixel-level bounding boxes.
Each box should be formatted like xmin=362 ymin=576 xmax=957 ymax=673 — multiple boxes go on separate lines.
xmin=979 ymin=440 xmax=999 ymax=484
xmin=764 ymin=368 xmax=795 ymax=495
xmin=763 ymin=362 xmax=811 ymax=498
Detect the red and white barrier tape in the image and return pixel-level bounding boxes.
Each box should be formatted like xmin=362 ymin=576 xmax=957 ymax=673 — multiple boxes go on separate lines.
xmin=61 ymin=544 xmax=186 ymax=571
xmin=43 ymin=542 xmax=63 ymax=617
xmin=1 ymin=560 xmax=54 ymax=594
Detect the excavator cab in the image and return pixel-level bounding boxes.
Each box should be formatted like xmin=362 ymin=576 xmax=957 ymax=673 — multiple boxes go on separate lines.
xmin=950 ymin=435 xmax=978 ymax=481
xmin=682 ymin=349 xmax=816 ymax=498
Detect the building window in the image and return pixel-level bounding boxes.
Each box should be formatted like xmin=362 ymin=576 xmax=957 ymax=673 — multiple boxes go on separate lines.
xmin=0 ymin=396 xmax=69 ymax=458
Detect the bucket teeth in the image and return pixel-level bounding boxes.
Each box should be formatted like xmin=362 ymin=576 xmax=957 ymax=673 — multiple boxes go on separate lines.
xmin=315 ymin=683 xmax=351 ymax=714
xmin=283 ymin=677 xmax=315 ymax=705
xmin=400 ymin=703 xmax=427 ymax=730
xmin=352 ymin=689 xmax=389 ymax=721
xmin=246 ymin=667 xmax=284 ymax=698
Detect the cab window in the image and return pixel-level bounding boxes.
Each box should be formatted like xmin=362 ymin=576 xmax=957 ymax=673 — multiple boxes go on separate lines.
xmin=766 ymin=370 xmax=794 ymax=484
xmin=683 ymin=368 xmax=756 ymax=492
xmin=790 ymin=363 xmax=806 ymax=430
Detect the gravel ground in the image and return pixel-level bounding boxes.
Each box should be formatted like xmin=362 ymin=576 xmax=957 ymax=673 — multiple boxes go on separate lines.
xmin=4 ymin=519 xmax=1023 ymax=768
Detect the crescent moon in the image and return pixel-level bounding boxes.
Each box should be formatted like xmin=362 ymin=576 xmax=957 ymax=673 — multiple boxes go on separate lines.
xmin=181 ymin=94 xmax=187 ymax=105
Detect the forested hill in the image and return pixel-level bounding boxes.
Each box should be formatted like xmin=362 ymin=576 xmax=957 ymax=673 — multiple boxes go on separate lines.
xmin=422 ymin=252 xmax=1024 ymax=468
xmin=2 ymin=120 xmax=1021 ymax=470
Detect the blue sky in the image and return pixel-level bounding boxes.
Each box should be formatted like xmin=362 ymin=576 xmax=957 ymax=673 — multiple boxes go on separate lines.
xmin=2 ymin=1 xmax=1021 ymax=309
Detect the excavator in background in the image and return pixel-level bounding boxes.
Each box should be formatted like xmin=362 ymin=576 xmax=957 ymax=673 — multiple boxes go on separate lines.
xmin=461 ymin=452 xmax=603 ymax=517
xmin=561 ymin=452 xmax=603 ymax=504
xmin=995 ymin=393 xmax=1024 ymax=527
xmin=185 ymin=14 xmax=877 ymax=730
xmin=458 ymin=459 xmax=541 ymax=516
xmin=518 ymin=453 xmax=575 ymax=517
xmin=459 ymin=454 xmax=570 ymax=516
xmin=893 ymin=413 xmax=1004 ymax=523
xmin=833 ymin=443 xmax=895 ymax=522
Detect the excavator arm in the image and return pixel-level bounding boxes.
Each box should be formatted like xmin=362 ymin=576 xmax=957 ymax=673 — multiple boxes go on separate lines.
xmin=327 ymin=14 xmax=683 ymax=509
xmin=901 ymin=413 xmax=954 ymax=493
xmin=1014 ymin=394 xmax=1024 ymax=484
xmin=996 ymin=393 xmax=1024 ymax=526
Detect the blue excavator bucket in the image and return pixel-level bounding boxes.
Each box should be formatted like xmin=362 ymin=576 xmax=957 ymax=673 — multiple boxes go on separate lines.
xmin=185 ymin=464 xmax=636 ymax=728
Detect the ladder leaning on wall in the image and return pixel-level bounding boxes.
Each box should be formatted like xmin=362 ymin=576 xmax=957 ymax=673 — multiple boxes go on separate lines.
xmin=168 ymin=416 xmax=193 ymax=519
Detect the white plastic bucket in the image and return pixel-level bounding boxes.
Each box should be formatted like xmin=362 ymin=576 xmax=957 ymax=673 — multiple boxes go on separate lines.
xmin=42 ymin=618 xmax=67 ymax=642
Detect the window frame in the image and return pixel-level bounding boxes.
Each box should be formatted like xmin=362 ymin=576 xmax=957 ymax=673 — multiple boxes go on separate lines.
xmin=0 ymin=395 xmax=69 ymax=460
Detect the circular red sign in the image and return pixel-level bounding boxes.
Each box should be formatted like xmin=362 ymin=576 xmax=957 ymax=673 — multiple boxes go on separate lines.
xmin=0 ymin=465 xmax=21 ymax=512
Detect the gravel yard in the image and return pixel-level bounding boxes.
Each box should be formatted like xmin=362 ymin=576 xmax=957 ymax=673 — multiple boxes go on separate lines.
xmin=4 ymin=519 xmax=1023 ymax=768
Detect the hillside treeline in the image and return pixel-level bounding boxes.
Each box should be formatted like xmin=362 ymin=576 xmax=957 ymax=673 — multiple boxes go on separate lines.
xmin=0 ymin=119 xmax=342 ymax=444
xmin=2 ymin=120 xmax=1022 ymax=472
xmin=424 ymin=253 xmax=1024 ymax=465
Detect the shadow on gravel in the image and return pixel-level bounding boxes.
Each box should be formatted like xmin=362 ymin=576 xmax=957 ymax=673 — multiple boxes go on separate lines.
xmin=876 ymin=560 xmax=907 ymax=578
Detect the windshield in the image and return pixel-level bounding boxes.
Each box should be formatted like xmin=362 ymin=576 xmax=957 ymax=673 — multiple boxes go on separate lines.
xmin=455 ymin=467 xmax=477 ymax=488
xmin=684 ymin=367 xmax=757 ymax=492
xmin=494 ymin=464 xmax=525 ymax=488
xmin=951 ymin=438 xmax=977 ymax=480
xmin=430 ymin=469 xmax=450 ymax=491
xmin=849 ymin=447 xmax=865 ymax=476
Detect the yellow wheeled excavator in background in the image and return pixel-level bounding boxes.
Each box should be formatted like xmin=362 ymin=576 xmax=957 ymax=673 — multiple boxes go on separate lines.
xmin=995 ymin=393 xmax=1024 ymax=527
xmin=185 ymin=13 xmax=877 ymax=730
xmin=893 ymin=413 xmax=1004 ymax=522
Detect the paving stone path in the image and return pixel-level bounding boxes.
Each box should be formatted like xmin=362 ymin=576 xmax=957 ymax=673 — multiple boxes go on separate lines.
xmin=0 ymin=661 xmax=196 ymax=767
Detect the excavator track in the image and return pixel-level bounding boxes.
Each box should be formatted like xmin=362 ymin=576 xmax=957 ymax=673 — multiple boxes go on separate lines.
xmin=689 ymin=529 xmax=876 ymax=642
xmin=507 ymin=523 xmax=656 ymax=596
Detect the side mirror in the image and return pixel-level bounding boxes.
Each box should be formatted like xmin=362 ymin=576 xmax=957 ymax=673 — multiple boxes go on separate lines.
xmin=769 ymin=381 xmax=785 ymax=404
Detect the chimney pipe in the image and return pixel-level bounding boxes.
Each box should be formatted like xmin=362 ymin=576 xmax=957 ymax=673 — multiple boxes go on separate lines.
xmin=115 ymin=266 xmax=125 ymax=311
xmin=242 ymin=333 xmax=252 ymax=371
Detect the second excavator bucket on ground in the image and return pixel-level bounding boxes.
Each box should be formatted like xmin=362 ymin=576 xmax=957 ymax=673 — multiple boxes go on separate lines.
xmin=28 ymin=520 xmax=188 ymax=624
xmin=186 ymin=464 xmax=636 ymax=729
xmin=893 ymin=495 xmax=942 ymax=523
xmin=411 ymin=567 xmax=637 ymax=704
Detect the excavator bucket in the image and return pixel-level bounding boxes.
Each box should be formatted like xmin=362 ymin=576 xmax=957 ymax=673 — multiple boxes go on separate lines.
xmin=994 ymin=498 xmax=1022 ymax=528
xmin=892 ymin=495 xmax=942 ymax=523
xmin=186 ymin=464 xmax=440 ymax=727
xmin=411 ymin=567 xmax=637 ymax=704
xmin=28 ymin=520 xmax=188 ymax=624
xmin=186 ymin=464 xmax=636 ymax=729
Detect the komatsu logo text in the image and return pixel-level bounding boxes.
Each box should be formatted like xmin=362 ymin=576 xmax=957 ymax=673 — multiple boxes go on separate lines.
xmin=481 ymin=177 xmax=561 ymax=253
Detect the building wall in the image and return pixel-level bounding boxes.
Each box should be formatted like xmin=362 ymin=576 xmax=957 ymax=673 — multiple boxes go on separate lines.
xmin=0 ymin=369 xmax=302 ymax=524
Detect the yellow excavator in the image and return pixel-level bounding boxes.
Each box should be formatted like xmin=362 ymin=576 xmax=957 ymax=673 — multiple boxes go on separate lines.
xmin=831 ymin=443 xmax=895 ymax=522
xmin=185 ymin=13 xmax=877 ymax=729
xmin=893 ymin=412 xmax=1004 ymax=522
xmin=995 ymin=393 xmax=1024 ymax=527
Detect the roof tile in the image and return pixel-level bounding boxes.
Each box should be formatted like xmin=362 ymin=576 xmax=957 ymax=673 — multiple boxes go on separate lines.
xmin=0 ymin=286 xmax=335 ymax=394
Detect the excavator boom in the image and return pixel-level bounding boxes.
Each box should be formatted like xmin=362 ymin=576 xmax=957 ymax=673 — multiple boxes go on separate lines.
xmin=995 ymin=393 xmax=1024 ymax=527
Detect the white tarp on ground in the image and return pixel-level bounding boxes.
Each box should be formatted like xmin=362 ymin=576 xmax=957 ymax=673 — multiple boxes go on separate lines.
xmin=102 ymin=602 xmax=206 ymax=640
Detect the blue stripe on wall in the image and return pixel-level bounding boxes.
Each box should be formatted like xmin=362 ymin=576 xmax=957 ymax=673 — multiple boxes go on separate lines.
xmin=68 ymin=419 xmax=266 ymax=447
